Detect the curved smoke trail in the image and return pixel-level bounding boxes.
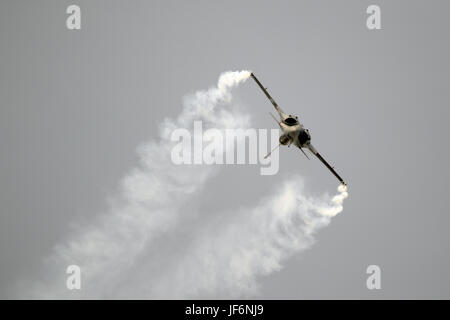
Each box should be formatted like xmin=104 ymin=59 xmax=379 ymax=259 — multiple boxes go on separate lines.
xmin=24 ymin=71 xmax=348 ymax=299
xmin=145 ymin=180 xmax=348 ymax=298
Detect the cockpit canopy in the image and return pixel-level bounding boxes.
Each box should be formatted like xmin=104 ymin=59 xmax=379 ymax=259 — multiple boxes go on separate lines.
xmin=283 ymin=116 xmax=298 ymax=126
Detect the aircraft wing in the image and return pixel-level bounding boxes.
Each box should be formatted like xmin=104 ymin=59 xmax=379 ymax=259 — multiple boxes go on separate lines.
xmin=250 ymin=73 xmax=285 ymax=114
xmin=307 ymin=144 xmax=346 ymax=185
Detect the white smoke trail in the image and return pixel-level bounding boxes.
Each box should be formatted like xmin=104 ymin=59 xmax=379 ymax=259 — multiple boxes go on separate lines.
xmin=25 ymin=70 xmax=348 ymax=299
xmin=132 ymin=179 xmax=348 ymax=298
xmin=26 ymin=70 xmax=252 ymax=298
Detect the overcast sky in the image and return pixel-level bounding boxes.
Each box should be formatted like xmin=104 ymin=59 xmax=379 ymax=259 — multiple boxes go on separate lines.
xmin=1 ymin=0 xmax=449 ymax=299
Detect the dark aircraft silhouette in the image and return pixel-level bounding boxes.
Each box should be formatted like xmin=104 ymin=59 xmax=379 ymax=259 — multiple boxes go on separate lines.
xmin=251 ymin=73 xmax=346 ymax=186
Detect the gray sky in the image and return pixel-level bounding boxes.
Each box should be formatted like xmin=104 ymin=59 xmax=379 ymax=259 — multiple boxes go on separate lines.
xmin=1 ymin=0 xmax=449 ymax=299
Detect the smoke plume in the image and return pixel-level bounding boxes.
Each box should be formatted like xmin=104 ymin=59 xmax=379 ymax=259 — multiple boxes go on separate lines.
xmin=25 ymin=70 xmax=348 ymax=299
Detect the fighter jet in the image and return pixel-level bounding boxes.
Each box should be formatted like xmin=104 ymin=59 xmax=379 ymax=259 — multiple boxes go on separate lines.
xmin=250 ymin=73 xmax=346 ymax=186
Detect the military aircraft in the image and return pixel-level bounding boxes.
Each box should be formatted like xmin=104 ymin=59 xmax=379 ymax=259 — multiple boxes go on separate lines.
xmin=250 ymin=73 xmax=346 ymax=186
